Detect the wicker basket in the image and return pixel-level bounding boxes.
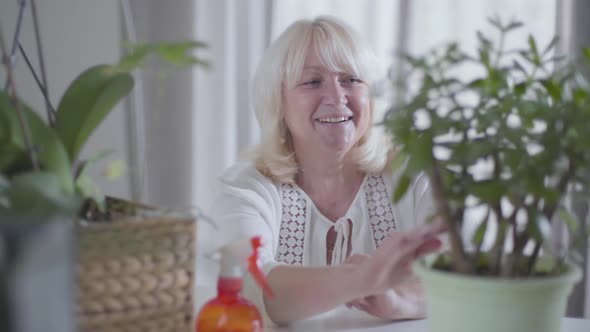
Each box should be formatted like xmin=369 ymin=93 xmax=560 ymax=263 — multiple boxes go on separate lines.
xmin=75 ymin=216 xmax=196 ymax=332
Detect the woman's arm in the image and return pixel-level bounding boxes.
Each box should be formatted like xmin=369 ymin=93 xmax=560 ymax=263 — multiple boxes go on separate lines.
xmin=264 ymin=264 xmax=366 ymax=323
xmin=263 ymin=220 xmax=445 ymax=324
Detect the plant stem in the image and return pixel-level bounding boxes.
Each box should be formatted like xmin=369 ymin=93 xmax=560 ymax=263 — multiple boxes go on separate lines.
xmin=493 ymin=29 xmax=506 ymax=68
xmin=489 ymin=146 xmax=505 ymax=275
xmin=3 ymin=0 xmax=26 ymax=91
xmin=490 ymin=214 xmax=506 ymax=275
xmin=30 ymin=0 xmax=55 ymax=126
xmin=0 ymin=24 xmax=39 ymax=170
xmin=472 ymin=206 xmax=491 ymax=262
xmin=527 ymin=160 xmax=578 ymax=275
xmin=431 ymin=160 xmax=471 ymax=273
xmin=502 ymin=204 xmax=522 ymax=276
xmin=542 ymin=161 xmax=576 ymax=219
xmin=526 ymin=242 xmax=542 ymax=275
xmin=17 ymin=42 xmax=56 ymax=113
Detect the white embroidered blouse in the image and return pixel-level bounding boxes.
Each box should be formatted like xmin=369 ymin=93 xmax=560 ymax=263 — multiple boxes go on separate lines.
xmin=208 ymin=161 xmax=434 ymax=320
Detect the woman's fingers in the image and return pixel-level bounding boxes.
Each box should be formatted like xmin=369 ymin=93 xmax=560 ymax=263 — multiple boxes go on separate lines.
xmin=414 ymin=237 xmax=442 ymax=257
xmin=379 ymin=217 xmax=446 ymax=252
xmin=359 ymin=218 xmax=448 ymax=295
xmin=346 ymin=296 xmax=370 ymax=308
xmin=343 ymin=253 xmax=370 ymax=265
xmin=394 ymin=218 xmax=446 ymax=259
xmin=349 ymin=299 xmax=369 ymax=311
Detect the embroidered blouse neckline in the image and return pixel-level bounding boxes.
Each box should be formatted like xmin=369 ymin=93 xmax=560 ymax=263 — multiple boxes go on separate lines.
xmin=290 ymin=174 xmax=370 ymax=224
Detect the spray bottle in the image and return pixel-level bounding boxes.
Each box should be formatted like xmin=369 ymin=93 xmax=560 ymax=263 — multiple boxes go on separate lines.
xmin=196 ymin=236 xmax=274 ymax=332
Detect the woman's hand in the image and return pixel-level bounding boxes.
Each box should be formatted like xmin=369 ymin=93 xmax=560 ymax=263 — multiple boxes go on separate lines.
xmin=345 ymin=278 xmax=427 ymax=320
xmin=361 ymin=218 xmax=445 ymax=294
xmin=342 ymin=219 xmax=445 ymax=319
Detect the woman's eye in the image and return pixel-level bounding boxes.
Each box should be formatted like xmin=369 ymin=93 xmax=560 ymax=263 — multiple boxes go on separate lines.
xmin=302 ymin=79 xmax=321 ymax=86
xmin=340 ymin=77 xmax=362 ymax=85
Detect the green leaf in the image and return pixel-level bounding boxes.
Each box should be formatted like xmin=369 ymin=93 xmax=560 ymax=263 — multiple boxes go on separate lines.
xmin=73 ymin=150 xmax=113 ymax=209
xmin=478 ymin=48 xmax=491 ymax=68
xmin=468 ymin=78 xmax=485 ymax=89
xmin=476 ymin=30 xmax=492 ymax=49
xmin=74 ymin=149 xmax=114 ymax=181
xmin=116 ymin=44 xmax=151 ymax=71
xmin=54 ymin=65 xmax=134 ymax=161
xmin=104 ymin=159 xmax=126 ymax=180
xmin=557 ymin=207 xmax=579 ymax=232
xmin=75 ymin=174 xmax=104 ymax=210
xmin=116 ymin=41 xmax=210 ymax=71
xmin=0 ymin=174 xmax=9 ymax=208
xmin=157 ymin=41 xmax=209 ymax=67
xmin=514 ymin=82 xmax=527 ymax=96
xmin=471 ymin=180 xmax=506 ymax=202
xmin=512 ymin=60 xmax=527 ymax=75
xmin=0 ymin=91 xmax=74 ymax=193
xmin=528 ymin=35 xmax=541 ymax=66
xmin=542 ymin=36 xmax=559 ymax=56
xmin=573 ymin=88 xmax=587 ymax=107
xmin=393 ymin=174 xmax=411 ymax=203
xmin=486 ymin=15 xmax=503 ymax=31
xmin=540 ymin=79 xmax=562 ymax=101
xmin=0 ymin=143 xmax=27 ymax=173
xmin=406 ymin=134 xmax=433 ymax=171
xmin=2 ymin=172 xmax=82 ymax=217
xmin=391 ymin=151 xmax=408 ymax=172
xmin=402 ymin=53 xmax=427 ymax=68
xmin=473 ymin=219 xmax=488 ymax=246
xmin=505 ymin=20 xmax=524 ymax=32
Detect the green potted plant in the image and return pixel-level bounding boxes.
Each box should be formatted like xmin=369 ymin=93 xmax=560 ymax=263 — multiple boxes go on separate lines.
xmin=385 ymin=17 xmax=589 ymax=332
xmin=0 ymin=23 xmax=208 ymax=330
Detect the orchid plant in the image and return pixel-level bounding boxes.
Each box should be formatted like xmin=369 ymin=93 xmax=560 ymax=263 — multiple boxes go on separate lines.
xmin=0 ymin=20 xmax=207 ymax=219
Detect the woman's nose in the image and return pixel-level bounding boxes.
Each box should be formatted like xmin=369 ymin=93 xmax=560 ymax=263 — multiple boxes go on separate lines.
xmin=322 ymin=79 xmax=348 ymax=106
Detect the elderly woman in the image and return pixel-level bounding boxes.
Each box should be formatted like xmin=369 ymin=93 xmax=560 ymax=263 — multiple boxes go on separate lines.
xmin=209 ymin=16 xmax=443 ymax=324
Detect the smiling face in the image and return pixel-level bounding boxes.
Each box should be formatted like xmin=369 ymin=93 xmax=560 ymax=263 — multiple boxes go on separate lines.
xmin=282 ymin=47 xmax=372 ymax=158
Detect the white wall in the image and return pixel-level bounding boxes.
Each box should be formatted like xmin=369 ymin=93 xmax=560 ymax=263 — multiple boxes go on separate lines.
xmin=1 ymin=0 xmax=130 ymax=199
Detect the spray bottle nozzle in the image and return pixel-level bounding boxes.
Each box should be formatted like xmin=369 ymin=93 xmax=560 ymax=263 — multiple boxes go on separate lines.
xmin=248 ymin=236 xmax=274 ymax=297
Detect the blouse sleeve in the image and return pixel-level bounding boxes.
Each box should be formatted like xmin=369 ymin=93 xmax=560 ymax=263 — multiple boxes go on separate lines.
xmin=206 ymin=162 xmax=284 ymax=322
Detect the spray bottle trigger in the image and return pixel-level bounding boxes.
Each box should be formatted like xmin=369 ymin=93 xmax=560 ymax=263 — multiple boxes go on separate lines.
xmin=248 ymin=236 xmax=274 ymax=297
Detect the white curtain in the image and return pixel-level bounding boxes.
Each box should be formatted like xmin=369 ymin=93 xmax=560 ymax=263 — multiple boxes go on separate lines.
xmin=191 ymin=0 xmax=272 ymax=286
xmin=557 ymin=0 xmax=590 ymax=318
xmin=125 ymin=0 xmax=271 ymax=286
xmin=192 ymin=0 xmax=270 ymax=213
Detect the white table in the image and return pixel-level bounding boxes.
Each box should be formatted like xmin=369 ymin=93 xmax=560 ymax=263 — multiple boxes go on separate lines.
xmin=267 ymin=307 xmax=590 ymax=332
xmin=195 ymin=286 xmax=590 ymax=332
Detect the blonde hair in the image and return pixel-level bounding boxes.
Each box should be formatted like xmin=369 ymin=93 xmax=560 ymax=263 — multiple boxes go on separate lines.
xmin=249 ymin=16 xmax=392 ymax=183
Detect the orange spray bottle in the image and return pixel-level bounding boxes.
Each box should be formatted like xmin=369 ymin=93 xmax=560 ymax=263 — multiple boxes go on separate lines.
xmin=196 ymin=236 xmax=274 ymax=332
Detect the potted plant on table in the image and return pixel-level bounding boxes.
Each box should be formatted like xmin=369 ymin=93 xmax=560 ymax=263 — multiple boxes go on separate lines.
xmin=0 ymin=21 xmax=208 ymax=331
xmin=385 ymin=17 xmax=589 ymax=332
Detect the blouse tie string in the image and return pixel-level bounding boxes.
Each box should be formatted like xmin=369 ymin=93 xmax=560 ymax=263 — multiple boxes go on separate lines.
xmin=331 ymin=218 xmax=351 ymax=265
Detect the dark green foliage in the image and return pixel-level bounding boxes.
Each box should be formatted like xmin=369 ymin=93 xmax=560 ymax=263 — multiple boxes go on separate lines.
xmin=385 ymin=17 xmax=590 ymax=276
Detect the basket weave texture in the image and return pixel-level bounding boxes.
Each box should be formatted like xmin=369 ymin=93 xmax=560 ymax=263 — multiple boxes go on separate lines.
xmin=75 ymin=217 xmax=196 ymax=332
